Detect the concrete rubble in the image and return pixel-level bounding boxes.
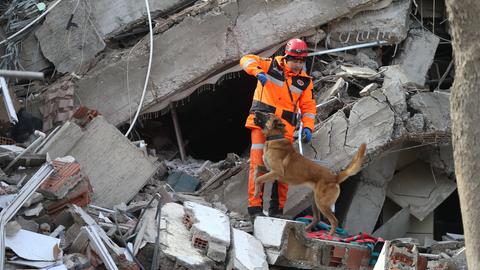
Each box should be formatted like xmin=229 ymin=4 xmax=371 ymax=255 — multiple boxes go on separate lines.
xmin=36 ymin=111 xmax=159 ymax=207
xmin=70 ymin=0 xmax=387 ymax=126
xmin=0 ymin=0 xmax=464 ymax=269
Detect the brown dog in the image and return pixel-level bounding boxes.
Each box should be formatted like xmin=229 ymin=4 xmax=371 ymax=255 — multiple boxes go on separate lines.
xmin=253 ymin=111 xmax=366 ymax=235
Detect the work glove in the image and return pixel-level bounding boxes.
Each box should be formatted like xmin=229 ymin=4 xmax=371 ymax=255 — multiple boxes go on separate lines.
xmin=257 ymin=72 xmax=267 ymax=86
xmin=302 ymin=128 xmax=312 ymax=143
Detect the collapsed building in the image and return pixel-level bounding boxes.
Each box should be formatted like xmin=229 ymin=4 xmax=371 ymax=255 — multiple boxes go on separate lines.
xmin=0 ymin=0 xmax=466 ymax=269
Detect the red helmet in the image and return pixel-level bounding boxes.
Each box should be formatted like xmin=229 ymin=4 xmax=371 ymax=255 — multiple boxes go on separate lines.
xmin=285 ymin=38 xmax=308 ymax=57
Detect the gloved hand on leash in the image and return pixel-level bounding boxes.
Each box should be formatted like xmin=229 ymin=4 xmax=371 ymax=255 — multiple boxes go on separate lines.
xmin=302 ymin=128 xmax=312 ymax=143
xmin=257 ymin=72 xmax=267 ymax=86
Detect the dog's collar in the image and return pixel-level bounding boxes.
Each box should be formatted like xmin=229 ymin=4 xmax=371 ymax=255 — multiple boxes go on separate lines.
xmin=266 ymin=134 xmax=285 ymax=141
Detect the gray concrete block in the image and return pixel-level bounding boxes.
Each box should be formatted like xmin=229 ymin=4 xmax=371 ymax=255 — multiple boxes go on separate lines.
xmin=408 ymin=92 xmax=451 ymax=132
xmin=184 ymin=201 xmax=231 ymax=263
xmin=343 ymin=153 xmax=398 ymax=234
xmin=37 ymin=116 xmax=158 ymax=207
xmin=327 ymin=0 xmax=411 ymax=46
xmin=160 ymin=203 xmax=214 ymax=269
xmin=220 ymin=166 xmax=249 ymax=216
xmin=36 ymin=0 xmax=106 ymax=74
xmin=18 ymin=33 xmax=51 ymax=72
xmin=227 ymin=228 xmax=268 ymax=270
xmin=254 ymin=216 xmax=372 ymax=269
xmin=35 ymin=0 xmax=190 ymax=73
xmin=373 ymin=208 xmax=411 ymax=240
xmin=394 ymin=29 xmax=440 ymax=86
xmin=347 ymin=96 xmax=395 ymax=150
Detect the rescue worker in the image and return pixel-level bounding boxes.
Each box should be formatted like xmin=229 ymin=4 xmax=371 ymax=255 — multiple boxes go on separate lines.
xmin=240 ymin=38 xmax=317 ymax=219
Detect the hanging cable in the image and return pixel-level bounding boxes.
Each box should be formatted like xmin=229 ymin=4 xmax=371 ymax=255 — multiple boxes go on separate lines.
xmin=124 ymin=0 xmax=154 ymax=137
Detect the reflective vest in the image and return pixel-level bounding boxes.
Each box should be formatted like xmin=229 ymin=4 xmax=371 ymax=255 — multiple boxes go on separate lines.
xmin=240 ymin=55 xmax=316 ymax=136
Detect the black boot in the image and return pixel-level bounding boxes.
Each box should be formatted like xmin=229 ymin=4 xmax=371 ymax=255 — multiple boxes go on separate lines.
xmin=268 ymin=207 xmax=284 ymax=218
xmin=248 ymin=206 xmax=265 ymax=223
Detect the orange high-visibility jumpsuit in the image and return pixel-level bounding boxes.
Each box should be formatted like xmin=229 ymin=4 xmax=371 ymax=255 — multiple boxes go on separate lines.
xmin=240 ymin=54 xmax=317 ymax=215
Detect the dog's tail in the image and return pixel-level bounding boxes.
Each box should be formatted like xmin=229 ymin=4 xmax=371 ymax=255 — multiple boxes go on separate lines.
xmin=336 ymin=143 xmax=366 ymax=183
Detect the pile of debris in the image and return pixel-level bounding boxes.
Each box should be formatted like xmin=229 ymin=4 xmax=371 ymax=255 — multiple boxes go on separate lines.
xmin=0 ymin=0 xmax=464 ymax=269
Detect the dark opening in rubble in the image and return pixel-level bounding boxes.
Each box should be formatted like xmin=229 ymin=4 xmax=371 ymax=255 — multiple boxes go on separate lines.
xmin=434 ymin=190 xmax=463 ymax=240
xmin=137 ymin=71 xmax=256 ymax=161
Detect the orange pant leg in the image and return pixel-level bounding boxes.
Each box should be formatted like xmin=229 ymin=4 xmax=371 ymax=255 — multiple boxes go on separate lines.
xmin=248 ymin=128 xmax=266 ymax=208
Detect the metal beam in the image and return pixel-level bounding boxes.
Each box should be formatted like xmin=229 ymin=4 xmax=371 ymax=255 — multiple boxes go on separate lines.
xmin=0 ymin=77 xmax=18 ymax=124
xmin=0 ymin=70 xmax=44 ymax=80
xmin=307 ymin=40 xmax=388 ymax=57
xmin=85 ymin=226 xmax=119 ymax=270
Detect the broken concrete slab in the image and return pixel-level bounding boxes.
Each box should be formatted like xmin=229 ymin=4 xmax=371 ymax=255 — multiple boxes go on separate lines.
xmin=405 ymin=113 xmax=425 ymax=133
xmin=217 ymin=165 xmax=249 ymax=216
xmin=283 ymin=186 xmax=312 ymax=218
xmin=359 ymin=83 xmax=379 ymax=97
xmin=183 ymin=201 xmax=230 ymax=262
xmin=327 ymin=0 xmax=411 ymax=46
xmin=342 ymin=153 xmax=398 ymax=234
xmin=35 ymin=0 xmax=105 ymax=74
xmin=393 ymin=29 xmax=440 ymax=86
xmin=340 ymin=65 xmax=380 ymax=80
xmin=355 ymin=50 xmax=380 ymax=70
xmin=227 ymin=228 xmax=268 ymax=270
xmin=37 ymin=116 xmax=158 ymax=207
xmin=346 ymin=96 xmax=395 ymax=150
xmin=90 ymin=0 xmax=194 ymax=38
xmin=18 ymin=33 xmax=51 ymax=72
xmin=35 ymin=0 xmax=191 ymax=74
xmin=304 ymin=110 xmax=351 ymax=172
xmin=381 ymin=65 xmax=413 ymax=88
xmin=419 ymin=145 xmax=455 ymax=177
xmin=373 ymin=208 xmax=411 ymax=240
xmin=382 ymin=81 xmax=408 ymax=119
xmin=73 ymin=0 xmax=385 ymax=126
xmin=160 ymin=203 xmax=214 ymax=269
xmin=254 ymin=217 xmax=372 ymax=269
xmin=387 ymin=161 xmax=457 ymax=221
xmin=318 ymin=78 xmax=346 ymax=102
xmin=408 ymin=92 xmax=451 ymax=132
xmin=405 ymin=213 xmax=434 ymax=246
